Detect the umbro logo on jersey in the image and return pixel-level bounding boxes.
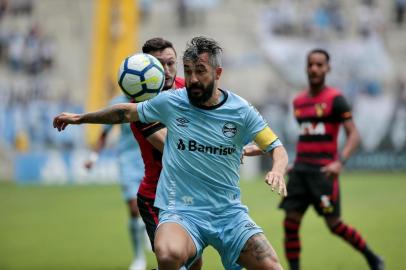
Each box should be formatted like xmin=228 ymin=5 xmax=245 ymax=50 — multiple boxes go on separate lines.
xmin=222 ymin=122 xmax=237 ymax=138
xmin=245 ymin=222 xmax=256 ymax=228
xmin=176 ymin=117 xmax=189 ymax=127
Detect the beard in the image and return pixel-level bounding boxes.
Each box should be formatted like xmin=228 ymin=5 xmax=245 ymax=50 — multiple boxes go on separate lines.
xmin=186 ymin=80 xmax=215 ymax=106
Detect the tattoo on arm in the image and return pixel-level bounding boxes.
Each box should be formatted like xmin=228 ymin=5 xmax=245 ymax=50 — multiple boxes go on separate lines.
xmin=114 ymin=108 xmax=127 ymax=123
xmin=241 ymin=233 xmax=278 ymax=263
xmin=83 ymin=105 xmax=131 ymax=124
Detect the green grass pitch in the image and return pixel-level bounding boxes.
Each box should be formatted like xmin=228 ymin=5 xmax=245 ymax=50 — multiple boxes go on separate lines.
xmin=0 ymin=172 xmax=405 ymax=270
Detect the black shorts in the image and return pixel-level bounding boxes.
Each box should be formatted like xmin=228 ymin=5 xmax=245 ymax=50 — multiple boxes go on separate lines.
xmin=279 ymin=169 xmax=341 ymax=217
xmin=137 ymin=193 xmax=159 ymax=251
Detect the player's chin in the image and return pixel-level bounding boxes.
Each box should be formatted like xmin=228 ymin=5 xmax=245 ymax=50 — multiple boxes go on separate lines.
xmin=309 ymin=77 xmax=322 ymax=85
xmin=164 ymin=78 xmax=174 ymax=89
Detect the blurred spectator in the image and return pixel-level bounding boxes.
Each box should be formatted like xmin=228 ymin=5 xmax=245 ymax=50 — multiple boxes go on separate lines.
xmin=139 ymin=0 xmax=152 ymax=22
xmin=7 ymin=32 xmax=25 ymax=71
xmin=40 ymin=36 xmax=55 ymax=69
xmin=0 ymin=0 xmax=7 ymax=21
xmin=395 ymin=0 xmax=406 ymax=26
xmin=177 ymin=0 xmax=187 ymax=28
xmin=310 ymin=1 xmax=345 ymax=39
xmin=357 ymin=0 xmax=385 ymax=38
xmin=5 ymin=23 xmax=55 ymax=75
xmin=390 ymin=76 xmax=406 ymax=151
xmin=25 ymin=24 xmax=42 ymax=75
xmin=8 ymin=0 xmax=32 ymax=16
xmin=176 ymin=0 xmax=219 ymax=28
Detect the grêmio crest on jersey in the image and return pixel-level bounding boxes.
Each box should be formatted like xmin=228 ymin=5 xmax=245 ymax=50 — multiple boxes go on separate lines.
xmin=222 ymin=122 xmax=237 ymax=138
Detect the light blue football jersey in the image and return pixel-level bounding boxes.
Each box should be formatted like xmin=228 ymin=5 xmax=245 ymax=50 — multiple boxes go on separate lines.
xmin=138 ymin=88 xmax=278 ymax=211
xmin=104 ymin=95 xmax=144 ymax=192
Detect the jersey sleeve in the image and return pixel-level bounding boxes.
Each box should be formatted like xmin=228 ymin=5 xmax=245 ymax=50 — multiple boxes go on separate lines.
xmin=242 ymin=104 xmax=268 ymax=145
xmin=137 ymin=91 xmax=171 ymax=125
xmin=134 ymin=121 xmax=165 ymax=137
xmin=332 ymin=95 xmax=352 ymax=121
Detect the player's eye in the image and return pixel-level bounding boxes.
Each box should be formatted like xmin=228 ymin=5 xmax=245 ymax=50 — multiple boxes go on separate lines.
xmin=167 ymin=61 xmax=176 ymax=67
xmin=196 ymin=68 xmax=206 ymax=75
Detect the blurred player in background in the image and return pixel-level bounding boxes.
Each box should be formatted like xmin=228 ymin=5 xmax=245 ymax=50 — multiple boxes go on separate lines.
xmin=53 ymin=36 xmax=288 ymax=270
xmin=279 ymin=49 xmax=384 ymax=270
xmin=83 ymin=89 xmax=147 ymax=270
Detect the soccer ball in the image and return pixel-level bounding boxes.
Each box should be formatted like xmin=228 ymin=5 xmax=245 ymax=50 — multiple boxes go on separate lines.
xmin=117 ymin=53 xmax=165 ymax=102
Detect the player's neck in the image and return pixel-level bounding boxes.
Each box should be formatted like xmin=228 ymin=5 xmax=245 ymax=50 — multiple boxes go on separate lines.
xmin=309 ymin=84 xmax=325 ymax=96
xmin=204 ymin=88 xmax=222 ymax=107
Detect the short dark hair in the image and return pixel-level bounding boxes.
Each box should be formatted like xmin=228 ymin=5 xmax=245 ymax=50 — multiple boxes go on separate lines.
xmin=142 ymin=37 xmax=176 ymax=55
xmin=183 ymin=36 xmax=223 ymax=68
xmin=307 ymin=48 xmax=330 ymax=63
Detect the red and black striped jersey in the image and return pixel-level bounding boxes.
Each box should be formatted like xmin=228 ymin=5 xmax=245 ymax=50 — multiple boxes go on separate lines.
xmin=130 ymin=121 xmax=164 ymax=199
xmin=132 ymin=77 xmax=185 ymax=199
xmin=293 ymin=86 xmax=352 ymax=170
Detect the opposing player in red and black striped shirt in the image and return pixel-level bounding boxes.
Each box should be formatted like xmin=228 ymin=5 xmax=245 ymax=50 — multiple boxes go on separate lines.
xmin=280 ymin=49 xmax=384 ymax=270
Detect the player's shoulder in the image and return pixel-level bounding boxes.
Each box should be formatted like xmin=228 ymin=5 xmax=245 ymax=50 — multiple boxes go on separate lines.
xmin=225 ymin=89 xmax=249 ymax=106
xmin=224 ymin=90 xmax=257 ymax=117
xmin=324 ymin=86 xmax=344 ymax=98
xmin=293 ymin=89 xmax=309 ymax=104
xmin=158 ymin=87 xmax=187 ymax=104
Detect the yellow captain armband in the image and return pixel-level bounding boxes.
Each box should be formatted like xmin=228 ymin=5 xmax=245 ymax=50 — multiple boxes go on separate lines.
xmin=254 ymin=126 xmax=279 ymax=151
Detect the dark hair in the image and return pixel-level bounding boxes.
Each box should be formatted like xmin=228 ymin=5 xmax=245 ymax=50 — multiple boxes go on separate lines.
xmin=142 ymin=37 xmax=176 ymax=55
xmin=307 ymin=48 xmax=330 ymax=63
xmin=183 ymin=36 xmax=223 ymax=67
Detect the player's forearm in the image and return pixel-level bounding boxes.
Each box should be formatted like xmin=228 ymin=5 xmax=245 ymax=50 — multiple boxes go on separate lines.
xmin=147 ymin=128 xmax=167 ymax=153
xmin=269 ymin=146 xmax=288 ymax=174
xmin=341 ymin=125 xmax=360 ymax=161
xmin=243 ymin=144 xmax=263 ymax=156
xmin=80 ymin=103 xmax=138 ymax=124
xmin=93 ymin=131 xmax=108 ymax=152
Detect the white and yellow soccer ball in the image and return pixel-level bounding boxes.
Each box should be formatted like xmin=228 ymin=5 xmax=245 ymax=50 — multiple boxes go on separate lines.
xmin=118 ymin=53 xmax=165 ymax=102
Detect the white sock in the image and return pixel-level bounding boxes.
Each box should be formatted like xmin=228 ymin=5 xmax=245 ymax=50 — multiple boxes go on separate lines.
xmin=130 ymin=217 xmax=145 ymax=260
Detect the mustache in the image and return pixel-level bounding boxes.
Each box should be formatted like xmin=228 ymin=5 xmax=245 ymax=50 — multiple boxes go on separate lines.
xmin=188 ymin=83 xmax=204 ymax=89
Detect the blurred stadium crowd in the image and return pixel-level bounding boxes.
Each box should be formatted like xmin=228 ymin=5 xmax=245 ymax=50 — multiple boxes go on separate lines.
xmin=0 ymin=0 xmax=405 ymax=182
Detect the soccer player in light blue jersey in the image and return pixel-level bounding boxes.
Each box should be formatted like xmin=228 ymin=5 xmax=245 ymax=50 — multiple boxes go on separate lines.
xmin=84 ymin=94 xmax=147 ymax=270
xmin=54 ymin=36 xmax=288 ymax=270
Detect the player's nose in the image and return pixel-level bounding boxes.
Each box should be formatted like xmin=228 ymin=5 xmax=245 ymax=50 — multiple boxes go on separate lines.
xmin=189 ymin=72 xmax=199 ymax=83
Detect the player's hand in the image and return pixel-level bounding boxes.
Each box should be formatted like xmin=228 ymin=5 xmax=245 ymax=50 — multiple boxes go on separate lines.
xmin=53 ymin=113 xmax=81 ymax=131
xmin=84 ymin=152 xmax=98 ymax=170
xmin=84 ymin=160 xmax=94 ymax=170
xmin=265 ymin=171 xmax=287 ymax=197
xmin=320 ymin=160 xmax=342 ymax=178
xmin=240 ymin=149 xmax=246 ymax=164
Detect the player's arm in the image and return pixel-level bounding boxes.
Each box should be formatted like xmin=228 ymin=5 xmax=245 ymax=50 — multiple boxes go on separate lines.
xmin=243 ymin=143 xmax=263 ymax=156
xmin=146 ymin=128 xmax=167 ymax=153
xmin=321 ymin=95 xmax=360 ymax=176
xmin=53 ymin=103 xmax=139 ymax=131
xmin=340 ymin=119 xmax=360 ymax=164
xmin=84 ymin=130 xmax=108 ymax=170
xmin=254 ymin=126 xmax=288 ymax=197
xmin=334 ymin=95 xmax=360 ymax=164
